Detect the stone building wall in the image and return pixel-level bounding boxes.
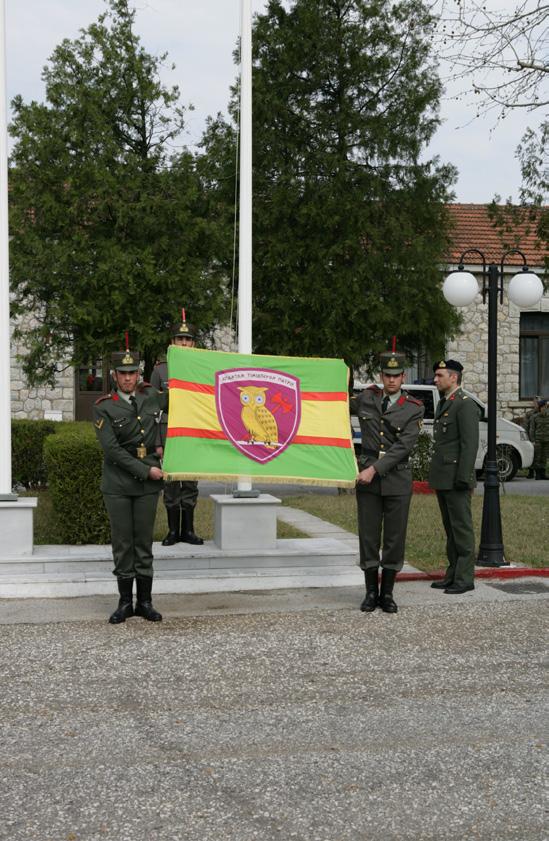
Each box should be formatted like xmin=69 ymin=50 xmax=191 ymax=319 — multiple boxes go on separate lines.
xmin=9 ymin=317 xmax=238 ymax=421
xmin=210 ymin=323 xmax=238 ymax=353
xmin=10 ymin=313 xmax=75 ymax=421
xmin=445 ymin=268 xmax=549 ymax=421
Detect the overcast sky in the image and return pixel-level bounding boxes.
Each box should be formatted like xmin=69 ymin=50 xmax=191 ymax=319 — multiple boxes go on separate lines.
xmin=5 ymin=0 xmax=532 ymax=203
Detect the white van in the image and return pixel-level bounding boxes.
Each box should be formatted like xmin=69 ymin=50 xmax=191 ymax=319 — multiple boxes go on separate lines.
xmin=351 ymin=383 xmax=533 ymax=482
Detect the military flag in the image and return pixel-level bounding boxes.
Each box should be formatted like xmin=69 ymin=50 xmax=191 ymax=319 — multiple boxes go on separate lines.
xmin=162 ymin=347 xmax=357 ymax=486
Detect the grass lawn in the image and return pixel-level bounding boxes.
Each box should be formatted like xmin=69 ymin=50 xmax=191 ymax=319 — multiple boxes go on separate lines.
xmin=24 ymin=490 xmax=548 ymax=570
xmin=283 ymin=492 xmax=549 ymax=571
xmin=27 ymin=491 xmax=306 ymax=544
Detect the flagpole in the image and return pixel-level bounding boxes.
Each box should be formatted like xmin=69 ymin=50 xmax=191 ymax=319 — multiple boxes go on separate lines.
xmin=238 ymin=0 xmax=252 ymax=357
xmin=236 ymin=0 xmax=257 ymax=496
xmin=0 ymin=0 xmax=15 ymax=499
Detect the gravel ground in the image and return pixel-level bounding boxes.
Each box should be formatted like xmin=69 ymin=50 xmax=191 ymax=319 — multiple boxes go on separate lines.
xmin=0 ymin=598 xmax=547 ymax=841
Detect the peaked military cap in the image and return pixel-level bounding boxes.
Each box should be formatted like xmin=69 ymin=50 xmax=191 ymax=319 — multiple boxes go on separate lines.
xmin=111 ymin=350 xmax=140 ymax=372
xmin=433 ymin=359 xmax=464 ymax=374
xmin=379 ymin=350 xmax=406 ymax=375
xmin=171 ymin=320 xmax=197 ymax=340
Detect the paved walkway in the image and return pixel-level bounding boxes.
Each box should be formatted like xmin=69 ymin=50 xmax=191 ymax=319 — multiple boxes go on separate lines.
xmin=1 ymin=504 xmax=547 ymax=840
xmin=1 ymin=584 xmax=547 ymax=841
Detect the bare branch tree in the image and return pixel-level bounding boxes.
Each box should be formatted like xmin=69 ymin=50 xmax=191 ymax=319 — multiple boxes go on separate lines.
xmin=437 ymin=0 xmax=548 ymax=116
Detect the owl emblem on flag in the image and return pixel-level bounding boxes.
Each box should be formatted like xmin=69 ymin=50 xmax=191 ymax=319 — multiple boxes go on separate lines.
xmin=215 ymin=368 xmax=301 ymax=463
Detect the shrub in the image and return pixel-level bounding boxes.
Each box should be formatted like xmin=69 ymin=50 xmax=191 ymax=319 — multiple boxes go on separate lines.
xmin=12 ymin=419 xmax=58 ymax=488
xmin=410 ymin=431 xmax=434 ymax=481
xmin=43 ymin=423 xmax=111 ymax=544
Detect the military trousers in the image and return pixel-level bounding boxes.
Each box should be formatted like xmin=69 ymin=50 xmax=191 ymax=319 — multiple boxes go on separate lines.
xmin=163 ymin=480 xmax=199 ymax=511
xmin=103 ymin=492 xmax=160 ymax=579
xmin=533 ymin=441 xmax=549 ymax=469
xmin=356 ymin=489 xmax=412 ymax=572
xmin=435 ymin=489 xmax=475 ymax=588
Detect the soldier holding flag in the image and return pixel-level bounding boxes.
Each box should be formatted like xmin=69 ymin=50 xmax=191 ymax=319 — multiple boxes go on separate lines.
xmin=93 ymin=340 xmax=165 ymax=624
xmin=352 ymin=348 xmax=424 ymax=614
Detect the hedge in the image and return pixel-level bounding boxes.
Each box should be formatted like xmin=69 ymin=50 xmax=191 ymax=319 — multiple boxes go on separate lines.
xmin=409 ymin=431 xmax=434 ymax=481
xmin=12 ymin=419 xmax=59 ymax=488
xmin=43 ymin=422 xmax=111 ymax=545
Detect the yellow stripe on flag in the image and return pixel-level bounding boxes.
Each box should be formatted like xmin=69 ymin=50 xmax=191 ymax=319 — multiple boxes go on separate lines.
xmin=169 ymin=390 xmax=350 ymax=440
xmin=169 ymin=390 xmax=222 ymax=432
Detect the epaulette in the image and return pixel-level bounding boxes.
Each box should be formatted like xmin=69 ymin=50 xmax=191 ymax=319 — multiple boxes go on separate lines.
xmin=367 ymin=384 xmax=382 ymax=392
xmin=137 ymin=381 xmax=152 ymax=392
xmin=95 ymin=393 xmax=113 ymax=405
xmin=406 ymin=395 xmax=423 ymax=406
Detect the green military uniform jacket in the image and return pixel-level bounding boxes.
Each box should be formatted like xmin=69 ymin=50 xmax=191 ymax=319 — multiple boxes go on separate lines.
xmin=352 ymin=386 xmax=424 ymax=495
xmin=428 ymin=387 xmax=479 ymax=490
xmin=526 ymin=408 xmax=539 ymax=442
xmin=531 ymin=405 xmax=549 ymax=443
xmin=93 ymin=384 xmax=166 ymax=496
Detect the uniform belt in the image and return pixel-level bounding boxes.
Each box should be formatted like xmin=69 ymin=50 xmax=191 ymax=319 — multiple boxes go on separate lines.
xmin=361 ymin=449 xmax=408 ymax=466
xmin=125 ymin=446 xmax=157 ymax=458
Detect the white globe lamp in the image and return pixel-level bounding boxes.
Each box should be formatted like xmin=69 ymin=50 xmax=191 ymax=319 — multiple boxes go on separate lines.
xmin=442 ymin=270 xmax=479 ymax=307
xmin=508 ymin=270 xmax=544 ymax=308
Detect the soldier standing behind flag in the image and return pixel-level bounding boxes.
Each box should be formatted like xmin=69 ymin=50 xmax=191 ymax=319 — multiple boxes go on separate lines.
xmin=93 ymin=344 xmax=165 ymax=624
xmin=351 ymin=349 xmax=424 ymax=613
xmin=151 ymin=312 xmax=204 ymax=546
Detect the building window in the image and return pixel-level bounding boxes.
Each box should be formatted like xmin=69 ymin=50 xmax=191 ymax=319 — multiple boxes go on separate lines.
xmin=520 ymin=313 xmax=549 ymax=399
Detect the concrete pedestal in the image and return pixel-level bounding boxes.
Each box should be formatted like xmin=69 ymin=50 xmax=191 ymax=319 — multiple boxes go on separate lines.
xmin=211 ymin=493 xmax=281 ymax=550
xmin=0 ymin=497 xmax=37 ymax=556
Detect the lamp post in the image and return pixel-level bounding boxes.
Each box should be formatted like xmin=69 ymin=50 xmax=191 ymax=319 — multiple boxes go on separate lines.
xmin=443 ymin=249 xmax=544 ymax=567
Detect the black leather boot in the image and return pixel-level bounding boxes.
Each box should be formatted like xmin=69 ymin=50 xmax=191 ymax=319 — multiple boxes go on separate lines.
xmin=162 ymin=506 xmax=180 ymax=546
xmin=180 ymin=507 xmax=204 ymax=545
xmin=430 ymin=578 xmax=453 ymax=589
xmin=108 ymin=578 xmax=134 ymax=624
xmin=135 ymin=577 xmax=162 ymax=622
xmin=360 ymin=567 xmax=379 ymax=612
xmin=379 ymin=568 xmax=398 ymax=613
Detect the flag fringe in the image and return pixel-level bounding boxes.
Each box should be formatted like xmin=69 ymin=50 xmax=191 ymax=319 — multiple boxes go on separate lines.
xmin=163 ymin=472 xmax=356 ymax=488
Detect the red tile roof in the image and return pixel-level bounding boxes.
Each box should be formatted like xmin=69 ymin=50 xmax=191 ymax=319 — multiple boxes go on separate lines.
xmin=446 ymin=203 xmax=547 ymax=267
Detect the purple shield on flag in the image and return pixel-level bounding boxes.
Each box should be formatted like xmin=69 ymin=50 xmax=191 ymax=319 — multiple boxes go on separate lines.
xmin=215 ymin=368 xmax=301 ymax=463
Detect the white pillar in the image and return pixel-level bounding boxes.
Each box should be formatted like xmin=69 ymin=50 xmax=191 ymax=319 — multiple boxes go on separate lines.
xmin=0 ymin=0 xmax=14 ymax=499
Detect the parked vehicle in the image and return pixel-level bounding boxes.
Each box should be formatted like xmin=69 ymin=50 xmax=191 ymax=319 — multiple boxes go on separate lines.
xmin=351 ymin=383 xmax=533 ymax=482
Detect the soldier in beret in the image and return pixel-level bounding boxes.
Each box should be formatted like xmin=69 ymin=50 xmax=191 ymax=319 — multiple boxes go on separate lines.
xmin=352 ymin=350 xmax=424 ymax=613
xmin=531 ymin=398 xmax=549 ymax=480
xmin=151 ymin=314 xmax=204 ymax=546
xmin=525 ymin=396 xmax=541 ymax=478
xmin=93 ymin=346 xmax=166 ymax=624
xmin=428 ymin=359 xmax=479 ymax=594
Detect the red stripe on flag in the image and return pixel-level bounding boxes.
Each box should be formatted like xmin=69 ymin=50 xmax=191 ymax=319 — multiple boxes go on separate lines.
xmin=293 ymin=435 xmax=351 ymax=448
xmin=169 ymin=379 xmax=346 ymax=402
xmin=301 ymin=391 xmax=347 ymax=401
xmin=168 ymin=379 xmax=215 ymax=394
xmin=167 ymin=427 xmax=225 ymax=440
xmin=166 ymin=428 xmax=351 ymax=448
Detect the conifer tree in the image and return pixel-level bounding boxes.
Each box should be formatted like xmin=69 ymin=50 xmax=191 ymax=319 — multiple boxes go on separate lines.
xmin=201 ymin=0 xmax=459 ymax=370
xmin=9 ymin=0 xmax=227 ymax=383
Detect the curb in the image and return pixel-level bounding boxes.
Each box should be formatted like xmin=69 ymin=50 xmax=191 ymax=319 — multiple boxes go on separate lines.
xmin=397 ymin=567 xmax=549 ymax=582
